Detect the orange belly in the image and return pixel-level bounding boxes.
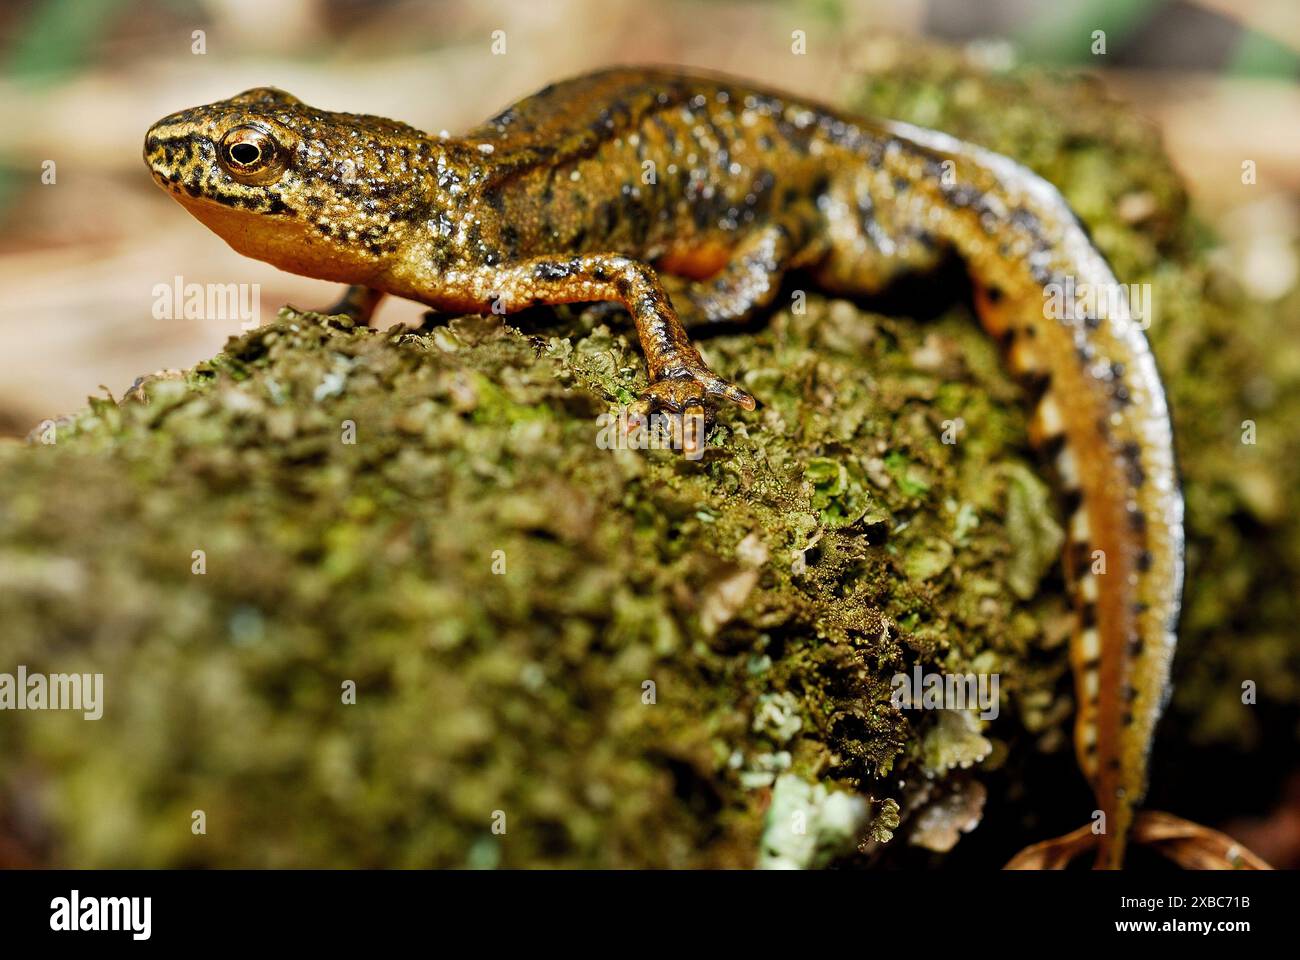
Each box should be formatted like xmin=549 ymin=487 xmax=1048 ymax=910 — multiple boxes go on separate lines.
xmin=656 ymin=240 xmax=734 ymax=280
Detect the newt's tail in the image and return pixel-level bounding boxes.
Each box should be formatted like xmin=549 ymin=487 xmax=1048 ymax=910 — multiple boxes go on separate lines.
xmin=881 ymin=119 xmax=1187 ymax=871
xmin=1004 ymin=811 xmax=1272 ymax=870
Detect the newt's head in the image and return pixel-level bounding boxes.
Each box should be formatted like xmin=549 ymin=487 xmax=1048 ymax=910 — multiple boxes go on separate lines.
xmin=144 ymin=87 xmax=432 ymax=282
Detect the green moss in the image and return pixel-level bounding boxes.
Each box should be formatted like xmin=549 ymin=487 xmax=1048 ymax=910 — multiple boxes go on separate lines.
xmin=0 ymin=47 xmax=1295 ymax=867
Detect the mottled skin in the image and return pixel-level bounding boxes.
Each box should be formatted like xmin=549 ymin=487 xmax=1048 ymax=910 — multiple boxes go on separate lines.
xmin=145 ymin=67 xmax=1185 ymax=868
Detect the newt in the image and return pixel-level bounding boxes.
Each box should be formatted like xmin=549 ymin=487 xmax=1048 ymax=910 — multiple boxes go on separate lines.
xmin=143 ymin=66 xmax=1265 ymax=869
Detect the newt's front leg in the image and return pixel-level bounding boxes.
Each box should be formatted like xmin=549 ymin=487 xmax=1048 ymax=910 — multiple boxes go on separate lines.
xmin=431 ymin=253 xmax=756 ymax=416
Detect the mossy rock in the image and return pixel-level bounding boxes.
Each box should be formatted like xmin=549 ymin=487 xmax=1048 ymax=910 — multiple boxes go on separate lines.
xmin=1 ymin=50 xmax=1296 ymax=868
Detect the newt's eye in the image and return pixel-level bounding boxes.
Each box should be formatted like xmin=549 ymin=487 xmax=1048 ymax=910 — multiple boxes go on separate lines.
xmin=218 ymin=125 xmax=283 ymax=182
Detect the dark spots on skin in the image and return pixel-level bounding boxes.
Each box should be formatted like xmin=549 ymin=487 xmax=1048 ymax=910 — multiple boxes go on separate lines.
xmin=264 ymin=195 xmax=294 ymax=217
xmin=943 ymin=184 xmax=979 ymax=208
xmin=1060 ymin=486 xmax=1083 ymax=517
xmin=534 ymin=261 xmax=572 ymax=281
xmin=856 ymin=192 xmax=876 ymax=234
xmin=621 ymin=187 xmax=651 ymax=244
xmin=691 ymin=193 xmax=714 ymax=231
xmin=651 ymin=114 xmax=679 ymax=153
xmin=1130 ymin=510 xmax=1148 ymax=536
xmin=211 ymin=190 xmax=259 ymax=211
xmin=1079 ymin=601 xmax=1097 ymax=629
xmin=1039 ymin=431 xmax=1067 ymax=460
xmin=1010 ymin=208 xmax=1042 ymax=235
xmin=501 ymin=224 xmax=520 ymax=257
xmin=635 ymin=292 xmax=660 ymax=314
xmin=490 ymin=106 xmax=518 ymax=129
xmin=589 ymin=107 xmax=617 ymax=141
xmin=1136 ymin=549 xmax=1153 ymax=572
xmin=1121 ymin=441 xmax=1145 ymax=487
xmin=597 ymin=200 xmax=619 ymax=236
xmin=776 ymin=119 xmax=811 ymax=155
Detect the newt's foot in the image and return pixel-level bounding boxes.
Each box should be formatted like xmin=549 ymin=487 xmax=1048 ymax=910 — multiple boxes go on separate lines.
xmin=641 ymin=366 xmax=756 ymax=415
xmin=1004 ymin=824 xmax=1099 ymax=869
xmin=625 ymin=397 xmax=710 ymax=460
xmin=1004 ymin=812 xmax=1273 ymax=870
xmin=632 ymin=370 xmax=748 ymax=460
xmin=633 ymin=366 xmax=754 ymax=459
xmin=1130 ymin=811 xmax=1272 ymax=870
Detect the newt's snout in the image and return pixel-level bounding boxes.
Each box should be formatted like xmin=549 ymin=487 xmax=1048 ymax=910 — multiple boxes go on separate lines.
xmin=143 ymin=126 xmax=182 ymax=192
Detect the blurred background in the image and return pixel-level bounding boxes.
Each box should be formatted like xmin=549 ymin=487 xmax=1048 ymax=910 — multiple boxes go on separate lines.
xmin=0 ymin=0 xmax=1295 ymax=436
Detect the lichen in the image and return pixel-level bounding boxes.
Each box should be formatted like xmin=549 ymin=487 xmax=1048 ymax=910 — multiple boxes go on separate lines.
xmin=758 ymin=773 xmax=872 ymax=869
